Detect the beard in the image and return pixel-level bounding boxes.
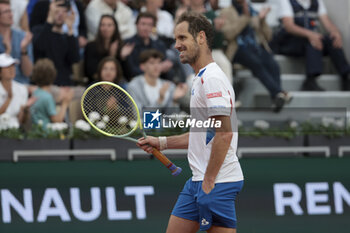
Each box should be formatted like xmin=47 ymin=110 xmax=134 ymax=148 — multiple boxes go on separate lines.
xmin=180 ymin=43 xmax=200 ymax=65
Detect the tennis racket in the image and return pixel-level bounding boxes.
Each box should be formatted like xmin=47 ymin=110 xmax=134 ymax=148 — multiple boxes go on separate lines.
xmin=81 ymin=81 xmax=182 ymax=176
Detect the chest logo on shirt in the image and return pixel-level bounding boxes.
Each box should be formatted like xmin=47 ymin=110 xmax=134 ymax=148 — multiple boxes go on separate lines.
xmin=206 ymin=91 xmax=222 ymax=99
xmin=191 ymin=88 xmax=195 ymax=96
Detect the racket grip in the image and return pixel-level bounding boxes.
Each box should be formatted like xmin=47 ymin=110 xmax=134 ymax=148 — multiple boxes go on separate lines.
xmin=152 ymin=148 xmax=182 ymax=176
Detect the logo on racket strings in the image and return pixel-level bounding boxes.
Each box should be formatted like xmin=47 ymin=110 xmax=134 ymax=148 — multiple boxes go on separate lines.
xmin=144 ymin=110 xmax=162 ymax=129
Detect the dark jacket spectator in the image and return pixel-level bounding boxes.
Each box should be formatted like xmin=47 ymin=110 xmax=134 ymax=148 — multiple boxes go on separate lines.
xmin=32 ymin=1 xmax=79 ymax=86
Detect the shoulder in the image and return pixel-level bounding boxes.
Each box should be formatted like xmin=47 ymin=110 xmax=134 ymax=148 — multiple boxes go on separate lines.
xmin=117 ymin=1 xmax=133 ymax=14
xmin=87 ymin=0 xmax=102 ymax=9
xmin=11 ymin=28 xmax=26 ymax=38
xmin=12 ymin=81 xmax=28 ymax=96
xmin=158 ymin=9 xmax=173 ymax=20
xmin=128 ymin=75 xmax=144 ymax=88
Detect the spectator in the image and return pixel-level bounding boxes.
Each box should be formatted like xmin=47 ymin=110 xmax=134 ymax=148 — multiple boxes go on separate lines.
xmin=0 ymin=0 xmax=33 ymax=84
xmin=10 ymin=0 xmax=29 ymax=31
xmin=85 ymin=0 xmax=136 ymax=40
xmin=175 ymin=0 xmax=191 ymax=21
xmin=127 ymin=49 xmax=187 ymax=113
xmin=221 ymin=0 xmax=292 ymax=112
xmin=32 ymin=0 xmax=80 ymax=86
xmin=271 ymin=0 xmax=350 ymax=91
xmin=84 ymin=15 xmax=134 ymax=85
xmin=140 ymin=0 xmax=175 ymax=44
xmin=96 ymin=56 xmax=126 ymax=88
xmin=29 ymin=0 xmax=88 ymax=49
xmin=0 ymin=53 xmax=33 ymax=128
xmin=124 ymin=12 xmax=174 ymax=81
xmin=30 ymin=58 xmax=74 ymax=127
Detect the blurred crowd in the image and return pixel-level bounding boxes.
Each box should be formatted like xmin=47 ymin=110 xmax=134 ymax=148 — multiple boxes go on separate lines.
xmin=0 ymin=0 xmax=349 ymax=131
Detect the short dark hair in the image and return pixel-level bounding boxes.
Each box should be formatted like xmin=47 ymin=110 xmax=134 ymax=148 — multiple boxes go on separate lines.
xmin=136 ymin=12 xmax=157 ymax=26
xmin=31 ymin=59 xmax=57 ymax=87
xmin=139 ymin=49 xmax=164 ymax=64
xmin=0 ymin=0 xmax=9 ymax=5
xmin=176 ymin=12 xmax=214 ymax=50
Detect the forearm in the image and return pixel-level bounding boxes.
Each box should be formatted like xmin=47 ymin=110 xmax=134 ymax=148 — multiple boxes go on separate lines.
xmin=204 ymin=132 xmax=233 ymax=182
xmin=282 ymin=18 xmax=313 ymax=38
xmin=51 ymin=102 xmax=68 ymax=123
xmin=18 ymin=106 xmax=29 ymax=124
xmin=166 ymin=132 xmax=189 ymax=149
xmin=20 ymin=54 xmax=33 ymax=77
xmin=0 ymin=98 xmax=11 ymax=114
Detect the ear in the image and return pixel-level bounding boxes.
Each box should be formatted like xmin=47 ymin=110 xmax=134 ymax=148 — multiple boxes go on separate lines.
xmin=140 ymin=63 xmax=145 ymax=72
xmin=197 ymin=31 xmax=206 ymax=46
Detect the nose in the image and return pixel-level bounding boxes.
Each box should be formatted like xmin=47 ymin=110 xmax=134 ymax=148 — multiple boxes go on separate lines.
xmin=174 ymin=40 xmax=181 ymax=51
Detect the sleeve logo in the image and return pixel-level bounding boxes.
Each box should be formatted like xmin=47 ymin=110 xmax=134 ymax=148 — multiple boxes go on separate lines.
xmin=206 ymin=91 xmax=222 ymax=99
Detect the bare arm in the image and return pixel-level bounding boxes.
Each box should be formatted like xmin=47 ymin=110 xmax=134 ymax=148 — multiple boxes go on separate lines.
xmin=50 ymin=101 xmax=69 ymax=123
xmin=0 ymin=84 xmax=12 ymax=114
xmin=0 ymin=97 xmax=11 ymax=114
xmin=319 ymin=14 xmax=342 ymax=48
xmin=202 ymin=116 xmax=233 ymax=194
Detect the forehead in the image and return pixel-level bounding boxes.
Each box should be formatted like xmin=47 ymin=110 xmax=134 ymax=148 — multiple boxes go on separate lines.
xmin=138 ymin=17 xmax=154 ymax=24
xmin=174 ymin=21 xmax=190 ymax=37
xmin=0 ymin=3 xmax=10 ymax=9
xmin=101 ymin=17 xmax=114 ymax=24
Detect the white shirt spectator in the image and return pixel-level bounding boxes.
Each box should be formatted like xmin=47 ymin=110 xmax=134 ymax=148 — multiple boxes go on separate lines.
xmin=10 ymin=0 xmax=28 ymax=30
xmin=0 ymin=80 xmax=28 ymax=128
xmin=140 ymin=7 xmax=174 ymax=39
xmin=279 ymin=0 xmax=327 ymax=18
xmin=85 ymin=0 xmax=136 ymax=40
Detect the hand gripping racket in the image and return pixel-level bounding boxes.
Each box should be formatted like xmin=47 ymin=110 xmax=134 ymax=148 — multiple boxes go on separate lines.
xmin=81 ymin=81 xmax=182 ymax=176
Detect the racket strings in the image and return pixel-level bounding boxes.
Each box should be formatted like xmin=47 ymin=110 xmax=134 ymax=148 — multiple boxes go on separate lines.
xmin=83 ymin=85 xmax=138 ymax=136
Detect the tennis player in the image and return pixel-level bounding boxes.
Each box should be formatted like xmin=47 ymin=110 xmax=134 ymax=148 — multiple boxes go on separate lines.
xmin=137 ymin=12 xmax=244 ymax=233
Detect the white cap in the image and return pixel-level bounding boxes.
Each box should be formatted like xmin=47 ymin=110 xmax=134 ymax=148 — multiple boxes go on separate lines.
xmin=0 ymin=53 xmax=19 ymax=68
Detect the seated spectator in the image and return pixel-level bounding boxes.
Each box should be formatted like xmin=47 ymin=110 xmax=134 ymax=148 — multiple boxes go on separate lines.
xmin=140 ymin=0 xmax=175 ymax=45
xmin=95 ymin=56 xmax=126 ymax=88
xmin=127 ymin=49 xmax=187 ymax=114
xmin=124 ymin=12 xmax=184 ymax=82
xmin=30 ymin=58 xmax=74 ymax=127
xmin=175 ymin=0 xmax=191 ymax=21
xmin=271 ymin=0 xmax=350 ymax=91
xmin=85 ymin=0 xmax=136 ymax=40
xmin=29 ymin=0 xmax=88 ymax=49
xmin=0 ymin=0 xmax=33 ymax=84
xmin=84 ymin=15 xmax=134 ymax=85
xmin=32 ymin=0 xmax=79 ymax=86
xmin=221 ymin=0 xmax=292 ymax=112
xmin=0 ymin=53 xmax=34 ymax=128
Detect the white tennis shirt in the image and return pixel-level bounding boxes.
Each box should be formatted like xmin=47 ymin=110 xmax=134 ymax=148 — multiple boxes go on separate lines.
xmin=188 ymin=62 xmax=243 ymax=183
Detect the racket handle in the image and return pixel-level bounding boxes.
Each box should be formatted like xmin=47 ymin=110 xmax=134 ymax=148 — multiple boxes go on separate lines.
xmin=152 ymin=148 xmax=182 ymax=176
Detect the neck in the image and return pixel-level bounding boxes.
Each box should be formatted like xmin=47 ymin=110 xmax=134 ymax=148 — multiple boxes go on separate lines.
xmin=144 ymin=74 xmax=157 ymax=86
xmin=105 ymin=1 xmax=117 ymax=10
xmin=52 ymin=25 xmax=63 ymax=34
xmin=146 ymin=4 xmax=158 ymax=15
xmin=104 ymin=38 xmax=111 ymax=49
xmin=190 ymin=4 xmax=206 ymax=13
xmin=41 ymin=85 xmax=51 ymax=91
xmin=142 ymin=37 xmax=150 ymax=45
xmin=192 ymin=50 xmax=214 ymax=74
xmin=0 ymin=26 xmax=10 ymax=36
